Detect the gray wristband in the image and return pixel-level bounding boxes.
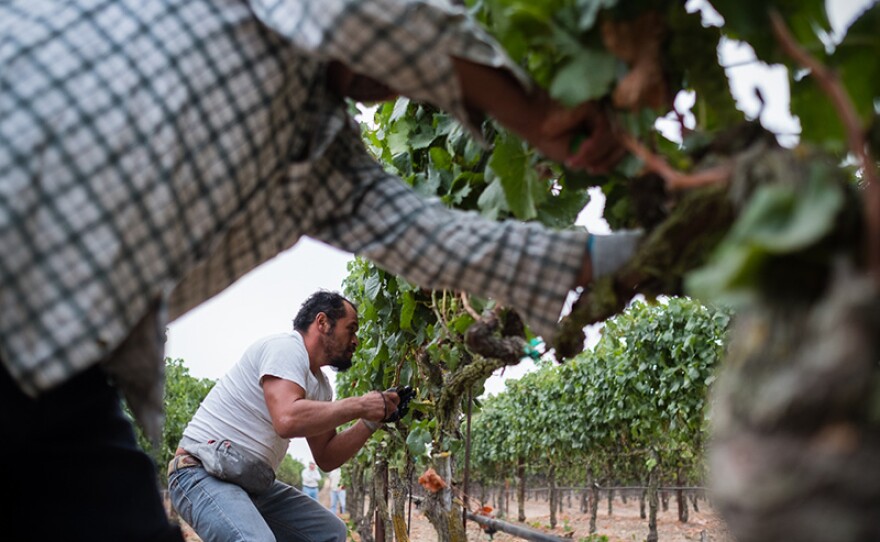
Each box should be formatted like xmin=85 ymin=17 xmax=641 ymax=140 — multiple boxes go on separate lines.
xmin=589 ymin=229 xmax=643 ymax=279
xmin=361 ymin=419 xmax=380 ymax=431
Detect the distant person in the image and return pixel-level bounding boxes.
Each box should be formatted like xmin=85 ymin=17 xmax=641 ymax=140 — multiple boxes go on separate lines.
xmin=0 ymin=0 xmax=637 ymax=540
xmin=337 ymin=485 xmax=347 ymax=516
xmin=302 ymin=462 xmax=321 ymax=500
xmin=168 ymin=291 xmax=400 ymax=541
xmin=328 ymin=468 xmax=345 ymax=514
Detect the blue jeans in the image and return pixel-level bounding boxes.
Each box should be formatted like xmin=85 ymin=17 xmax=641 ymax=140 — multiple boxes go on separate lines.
xmin=169 ymin=465 xmax=346 ymax=542
xmin=303 ymin=485 xmax=319 ymax=500
xmin=330 ymin=490 xmax=346 ymax=514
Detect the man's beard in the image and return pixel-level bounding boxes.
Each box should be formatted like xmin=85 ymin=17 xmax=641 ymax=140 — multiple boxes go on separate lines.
xmin=323 ymin=327 xmax=355 ymax=371
xmin=327 ymin=341 xmax=355 ymax=372
xmin=329 ymin=355 xmax=353 ymax=372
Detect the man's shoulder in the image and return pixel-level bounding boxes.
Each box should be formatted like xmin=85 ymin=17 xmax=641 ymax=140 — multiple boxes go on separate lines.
xmin=237 ymin=332 xmax=309 ymax=375
xmin=250 ymin=332 xmax=305 ymax=352
xmin=256 ymin=331 xmax=301 ymax=344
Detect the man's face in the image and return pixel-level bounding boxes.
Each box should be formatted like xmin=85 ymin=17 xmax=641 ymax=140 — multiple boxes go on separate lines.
xmin=322 ymin=302 xmax=359 ymax=371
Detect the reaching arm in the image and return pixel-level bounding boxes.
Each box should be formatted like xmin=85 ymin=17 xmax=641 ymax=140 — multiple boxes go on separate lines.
xmin=250 ymin=0 xmax=622 ymax=173
xmin=262 ymin=376 xmax=399 ymax=470
xmin=451 ymin=58 xmax=623 ymax=173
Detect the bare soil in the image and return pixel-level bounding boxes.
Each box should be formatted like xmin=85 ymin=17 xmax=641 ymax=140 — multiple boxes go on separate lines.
xmin=174 ymin=488 xmax=734 ymax=542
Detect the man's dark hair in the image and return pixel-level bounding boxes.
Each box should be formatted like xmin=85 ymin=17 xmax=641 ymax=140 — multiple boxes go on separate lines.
xmin=293 ymin=290 xmax=355 ymax=332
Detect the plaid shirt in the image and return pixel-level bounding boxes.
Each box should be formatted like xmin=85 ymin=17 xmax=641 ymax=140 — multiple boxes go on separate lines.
xmin=0 ymin=0 xmax=588 ymax=430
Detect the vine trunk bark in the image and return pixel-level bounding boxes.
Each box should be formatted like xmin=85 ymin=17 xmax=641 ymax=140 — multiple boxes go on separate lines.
xmin=350 ymin=460 xmax=374 ymax=542
xmin=421 ymin=454 xmax=467 ymax=542
xmin=548 ymin=464 xmax=557 ymax=529
xmin=710 ymin=269 xmax=880 ymax=542
xmin=373 ymin=458 xmax=391 ymax=542
xmin=647 ymin=452 xmax=660 ymax=542
xmin=390 ymin=467 xmax=410 ymax=542
xmin=676 ymin=468 xmax=689 ymax=523
xmin=588 ymin=466 xmax=599 ymax=534
xmin=639 ymin=488 xmax=646 ymax=520
xmin=517 ymin=457 xmax=526 ymax=522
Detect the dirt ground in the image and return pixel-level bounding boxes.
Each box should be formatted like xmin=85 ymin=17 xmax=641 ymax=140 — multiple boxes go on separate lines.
xmin=173 ymin=487 xmax=733 ymax=541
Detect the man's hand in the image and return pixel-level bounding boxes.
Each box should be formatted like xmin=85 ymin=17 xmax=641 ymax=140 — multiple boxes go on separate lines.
xmin=383 ymin=386 xmax=416 ymax=422
xmin=361 ymin=390 xmax=400 ymax=423
xmin=453 ymin=58 xmax=626 ymax=174
xmin=536 ymin=100 xmax=626 ymax=174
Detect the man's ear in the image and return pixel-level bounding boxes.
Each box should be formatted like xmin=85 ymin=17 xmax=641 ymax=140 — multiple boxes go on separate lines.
xmin=317 ymin=312 xmax=333 ymax=334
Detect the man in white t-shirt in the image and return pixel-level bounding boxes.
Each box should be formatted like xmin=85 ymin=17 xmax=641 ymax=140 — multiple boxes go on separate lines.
xmin=327 ymin=468 xmax=345 ymax=514
xmin=302 ymin=462 xmax=321 ymax=500
xmin=168 ymin=291 xmax=400 ymax=542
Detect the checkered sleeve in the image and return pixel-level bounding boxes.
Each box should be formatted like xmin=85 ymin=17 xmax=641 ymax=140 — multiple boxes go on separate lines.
xmin=248 ymin=0 xmax=531 ymax=139
xmin=295 ymin=131 xmax=589 ymax=341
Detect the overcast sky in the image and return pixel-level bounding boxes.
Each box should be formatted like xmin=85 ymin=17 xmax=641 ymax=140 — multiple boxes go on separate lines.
xmin=165 ymin=0 xmax=872 ymax=464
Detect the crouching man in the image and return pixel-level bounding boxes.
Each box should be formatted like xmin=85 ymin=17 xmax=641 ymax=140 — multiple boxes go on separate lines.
xmin=168 ymin=291 xmax=399 ymax=542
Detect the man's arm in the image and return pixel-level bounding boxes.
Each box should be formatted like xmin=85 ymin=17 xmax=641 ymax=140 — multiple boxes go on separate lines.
xmin=263 ymin=376 xmax=400 ymax=471
xmin=451 ymin=57 xmax=624 ymax=174
xmin=250 ymin=0 xmax=622 ymax=173
xmin=327 ymin=57 xmax=622 ymax=174
xmin=304 ymin=422 xmax=375 ymax=472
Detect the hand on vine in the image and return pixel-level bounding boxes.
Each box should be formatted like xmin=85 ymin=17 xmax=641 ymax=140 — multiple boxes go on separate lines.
xmin=452 ymin=58 xmax=625 ymax=173
xmin=361 ymin=389 xmax=400 ymax=423
xmin=382 ymin=385 xmax=416 ymax=422
xmin=538 ymin=99 xmax=627 ymax=174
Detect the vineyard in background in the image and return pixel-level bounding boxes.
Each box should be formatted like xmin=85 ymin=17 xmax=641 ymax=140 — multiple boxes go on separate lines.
xmin=143 ymin=1 xmax=880 ymax=541
xmin=338 ymin=0 xmax=880 ymax=541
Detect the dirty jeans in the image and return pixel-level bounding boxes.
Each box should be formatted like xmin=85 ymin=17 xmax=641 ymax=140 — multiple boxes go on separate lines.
xmin=169 ymin=465 xmax=346 ymax=542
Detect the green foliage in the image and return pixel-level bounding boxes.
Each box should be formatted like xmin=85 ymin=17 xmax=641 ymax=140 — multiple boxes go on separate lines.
xmin=686 ymin=151 xmax=861 ymax=307
xmin=128 ymin=358 xmax=215 ymax=485
xmin=709 ymin=0 xmax=829 ymax=64
xmin=472 ymin=298 xmax=729 ymax=481
xmin=790 ymin=1 xmax=880 ymax=152
xmin=341 ymin=0 xmax=879 ymax=534
xmin=590 ymin=298 xmax=729 ymax=447
xmin=276 ymin=455 xmax=306 ymax=487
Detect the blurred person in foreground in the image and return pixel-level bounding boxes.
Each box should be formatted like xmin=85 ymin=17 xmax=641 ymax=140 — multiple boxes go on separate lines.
xmin=0 ymin=0 xmax=638 ymax=540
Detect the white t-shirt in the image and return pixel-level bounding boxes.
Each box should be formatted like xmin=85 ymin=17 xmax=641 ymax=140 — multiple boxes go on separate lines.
xmin=302 ymin=466 xmax=321 ymax=488
xmin=328 ymin=468 xmax=342 ymax=491
xmin=181 ymin=332 xmax=333 ymax=470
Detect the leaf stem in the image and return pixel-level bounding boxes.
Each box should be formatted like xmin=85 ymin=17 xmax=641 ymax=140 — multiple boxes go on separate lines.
xmin=770 ymin=10 xmax=880 ymax=284
xmin=620 ymin=132 xmax=732 ymax=190
xmin=460 ymin=292 xmax=480 ymax=320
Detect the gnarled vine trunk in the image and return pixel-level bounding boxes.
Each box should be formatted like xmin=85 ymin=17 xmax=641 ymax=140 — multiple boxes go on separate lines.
xmin=710 ymin=268 xmax=880 ymax=542
xmin=421 ymin=454 xmax=466 ymax=542
xmin=639 ymin=487 xmax=646 ymax=520
xmin=548 ymin=464 xmax=557 ymax=529
xmin=390 ymin=467 xmax=411 ymax=542
xmin=517 ymin=457 xmax=526 ymax=522
xmin=646 ymin=451 xmax=660 ymax=542
xmin=350 ymin=460 xmax=374 ymax=542
xmin=676 ymin=468 xmax=689 ymax=523
xmin=373 ymin=458 xmax=391 ymax=542
xmin=589 ymin=468 xmax=599 ymax=534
